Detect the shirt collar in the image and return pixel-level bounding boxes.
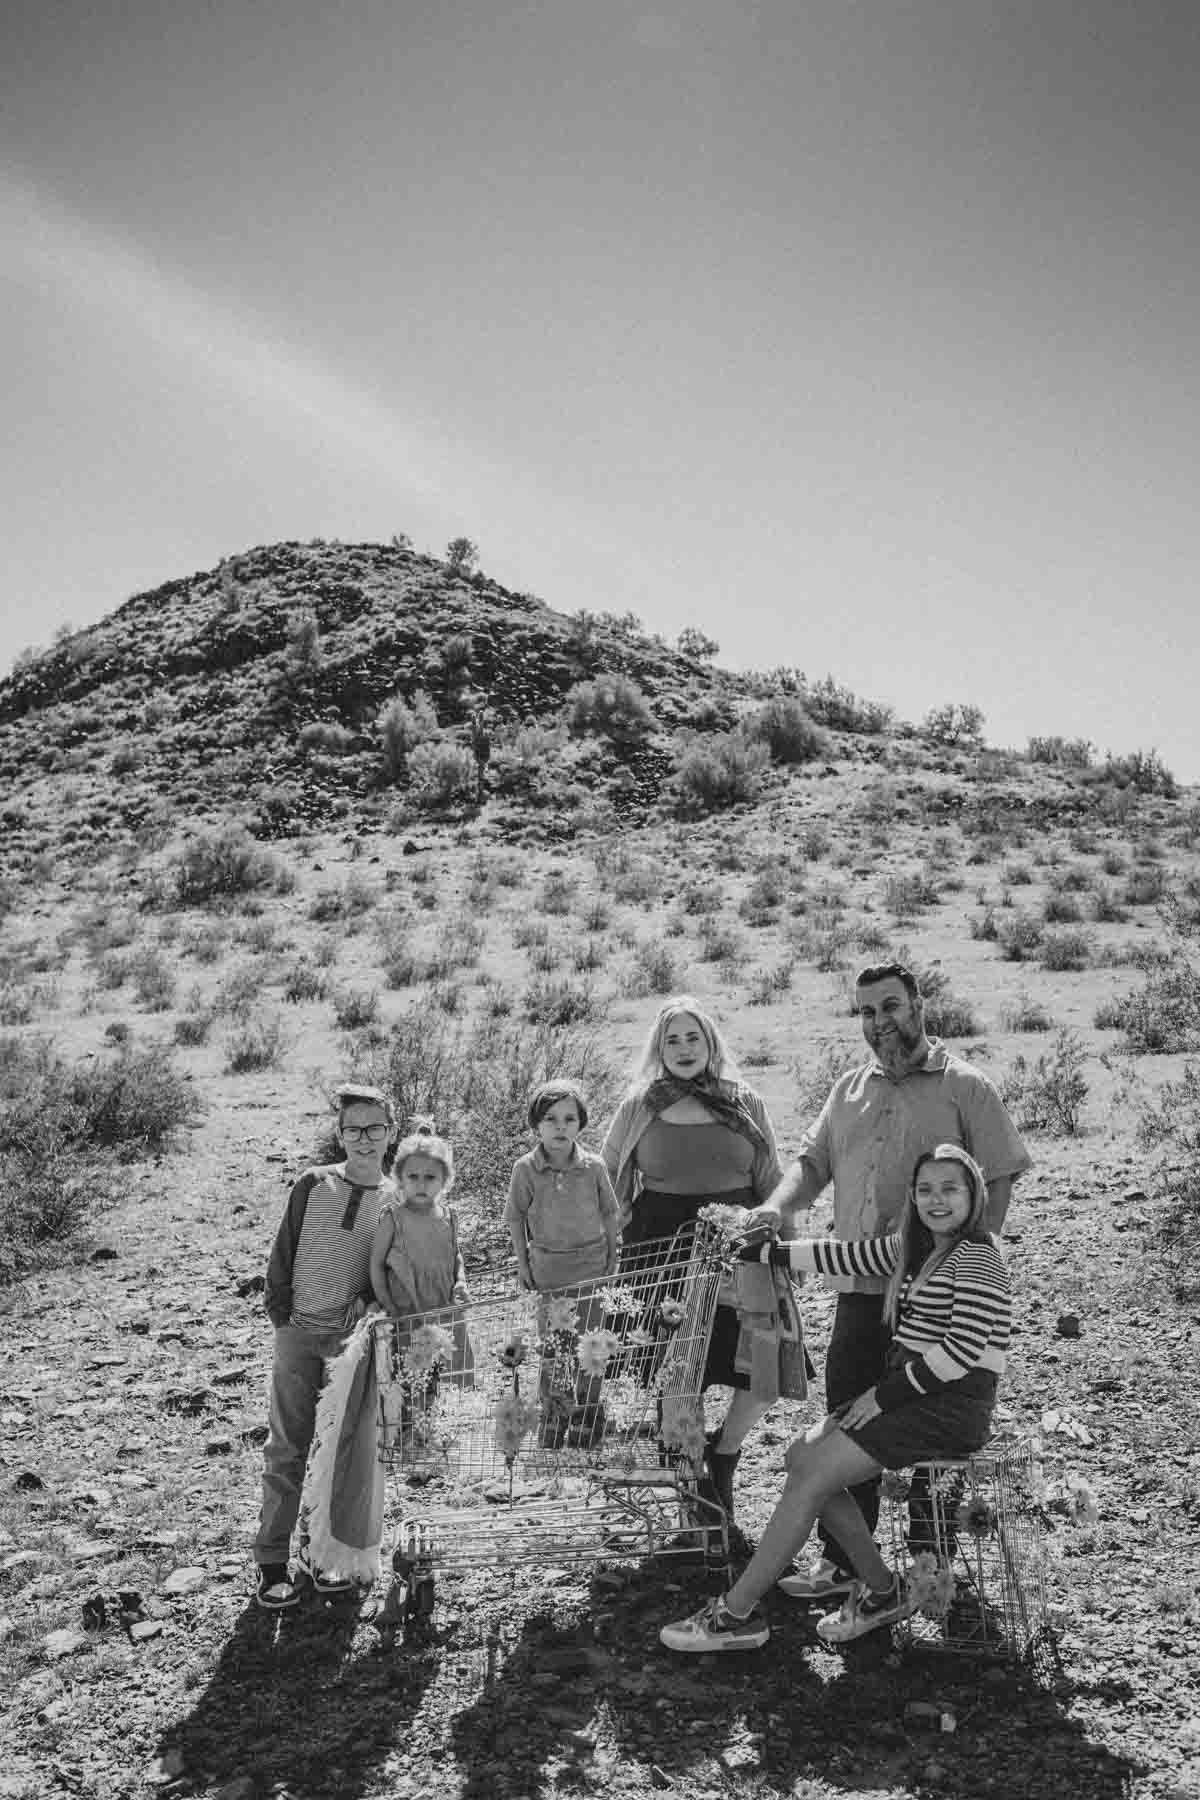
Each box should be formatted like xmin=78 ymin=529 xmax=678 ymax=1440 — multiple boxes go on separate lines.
xmin=531 ymin=1141 xmax=583 ymax=1172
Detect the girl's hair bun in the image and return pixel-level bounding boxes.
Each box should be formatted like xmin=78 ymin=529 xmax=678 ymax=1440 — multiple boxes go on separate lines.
xmin=408 ymin=1113 xmax=438 ymax=1136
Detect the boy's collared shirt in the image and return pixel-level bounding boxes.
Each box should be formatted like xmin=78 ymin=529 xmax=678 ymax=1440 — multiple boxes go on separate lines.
xmin=504 ymin=1143 xmax=619 ymax=1252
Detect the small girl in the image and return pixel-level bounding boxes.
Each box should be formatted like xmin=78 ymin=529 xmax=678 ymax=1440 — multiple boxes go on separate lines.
xmin=370 ymin=1119 xmax=473 ymax=1389
xmin=661 ymin=1142 xmax=1011 ymax=1655
xmin=504 ymin=1080 xmax=620 ymax=1447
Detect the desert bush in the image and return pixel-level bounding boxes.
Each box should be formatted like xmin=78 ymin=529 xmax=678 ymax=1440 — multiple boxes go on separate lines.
xmin=1000 ymin=992 xmax=1055 ymax=1032
xmin=1124 ymin=864 xmax=1169 ymax=907
xmin=522 ymin=976 xmax=603 ymax=1027
xmin=1000 ymin=1028 xmax=1087 ymax=1135
xmin=537 ymin=872 xmax=576 ymax=916
xmin=407 ymin=739 xmax=477 ymax=810
xmin=1039 ymin=928 xmax=1095 ymax=972
xmin=745 ymin=697 xmax=826 ymax=766
xmin=0 ymin=986 xmax=37 ymax=1026
xmin=1136 ymin=1062 xmax=1200 ymax=1301
xmin=1111 ymin=952 xmax=1200 ymax=1053
xmin=298 ymin=720 xmax=356 ymax=757
xmin=1027 ymin=735 xmax=1093 ymax=768
xmin=225 ymin=1010 xmax=288 ymax=1073
xmin=377 ymin=689 xmax=440 ymax=783
xmin=622 ymin=935 xmax=680 ymax=997
xmin=1102 ymin=747 xmax=1176 ymax=797
xmin=748 ymin=960 xmax=794 ymax=1005
xmin=923 ymin=702 xmax=985 ymax=748
xmin=172 ymin=828 xmax=285 ymax=906
xmin=513 ymin=917 xmax=550 ymax=951
xmin=1089 ymin=885 xmax=1129 ymax=924
xmin=969 ymin=908 xmax=999 ymax=943
xmin=883 ymin=873 xmax=940 ymax=918
xmin=1100 ymin=848 xmax=1128 ymax=876
xmin=487 ymin=721 xmax=570 ymax=800
xmin=565 ymin=674 xmax=657 ymax=753
xmin=128 ymin=948 xmax=177 ymax=1011
xmin=173 ymin=1012 xmax=213 ymax=1046
xmin=997 ymin=912 xmax=1044 ymax=962
xmin=792 ymin=1041 xmax=858 ymax=1115
xmin=678 ymin=880 xmax=723 ymax=916
xmin=671 ymin=732 xmax=770 ymax=816
xmin=922 ymin=990 xmax=981 ymax=1038
xmin=214 ymin=963 xmax=266 ymax=1018
xmin=697 ymin=920 xmax=744 ymax=965
xmin=1042 ymin=892 xmax=1082 ymax=924
xmin=182 ymin=921 xmax=228 ymax=963
xmin=332 ymin=987 xmax=381 ymax=1030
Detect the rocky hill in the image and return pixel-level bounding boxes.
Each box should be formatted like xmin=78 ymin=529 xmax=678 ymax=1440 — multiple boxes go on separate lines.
xmin=0 ymin=539 xmax=766 ymax=861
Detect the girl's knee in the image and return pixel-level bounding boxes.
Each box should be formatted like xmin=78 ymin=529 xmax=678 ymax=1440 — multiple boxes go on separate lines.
xmin=784 ymin=1436 xmax=818 ymax=1476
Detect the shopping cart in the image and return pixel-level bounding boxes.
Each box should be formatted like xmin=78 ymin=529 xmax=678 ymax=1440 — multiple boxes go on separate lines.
xmin=371 ymin=1218 xmax=729 ymax=1644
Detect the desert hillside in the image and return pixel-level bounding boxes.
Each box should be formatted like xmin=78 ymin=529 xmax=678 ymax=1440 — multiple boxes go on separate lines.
xmin=1 ymin=542 xmax=1198 ymax=1800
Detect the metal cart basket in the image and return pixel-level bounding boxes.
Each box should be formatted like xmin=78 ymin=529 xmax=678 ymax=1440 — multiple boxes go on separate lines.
xmin=372 ymin=1219 xmax=729 ymax=1640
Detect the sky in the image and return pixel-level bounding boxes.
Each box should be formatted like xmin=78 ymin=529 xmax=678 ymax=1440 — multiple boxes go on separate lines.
xmin=3 ymin=0 xmax=1198 ymax=780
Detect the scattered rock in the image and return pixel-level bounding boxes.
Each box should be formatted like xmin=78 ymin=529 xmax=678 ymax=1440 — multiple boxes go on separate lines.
xmin=14 ymin=1470 xmax=44 ymax=1491
xmin=81 ymin=1594 xmax=107 ymax=1631
xmin=130 ymin=1619 xmax=164 ymax=1643
xmin=1056 ymin=1312 xmax=1082 ymax=1338
xmin=161 ymin=1566 xmax=207 ymax=1595
xmin=89 ymin=1246 xmax=119 ymax=1262
xmin=42 ymin=1627 xmax=90 ymax=1660
xmin=205 ymin=1437 xmax=234 ymax=1455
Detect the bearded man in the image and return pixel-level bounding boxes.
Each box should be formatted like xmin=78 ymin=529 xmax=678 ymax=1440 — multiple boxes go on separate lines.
xmin=746 ymin=962 xmax=1032 ymax=1600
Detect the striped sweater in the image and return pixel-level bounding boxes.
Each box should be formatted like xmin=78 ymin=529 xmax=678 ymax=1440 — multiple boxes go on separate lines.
xmin=745 ymin=1233 xmax=1010 ymax=1412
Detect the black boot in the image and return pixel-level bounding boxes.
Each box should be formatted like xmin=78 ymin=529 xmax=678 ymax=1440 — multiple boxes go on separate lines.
xmin=703 ymin=1430 xmax=741 ymax=1520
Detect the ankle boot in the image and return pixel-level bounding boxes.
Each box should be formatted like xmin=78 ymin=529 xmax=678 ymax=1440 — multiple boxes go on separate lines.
xmin=702 ymin=1430 xmax=741 ymax=1520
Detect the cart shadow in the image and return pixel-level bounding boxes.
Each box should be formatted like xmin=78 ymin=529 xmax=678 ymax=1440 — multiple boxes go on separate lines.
xmin=155 ymin=1590 xmax=439 ymax=1796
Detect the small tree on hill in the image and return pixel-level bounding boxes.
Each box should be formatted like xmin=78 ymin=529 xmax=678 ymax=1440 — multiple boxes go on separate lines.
xmin=445 ymin=537 xmax=479 ymax=575
xmin=923 ymin=702 xmax=985 ymax=748
xmin=746 ymin=696 xmax=826 ymax=765
xmin=676 ymin=626 xmax=720 ymax=661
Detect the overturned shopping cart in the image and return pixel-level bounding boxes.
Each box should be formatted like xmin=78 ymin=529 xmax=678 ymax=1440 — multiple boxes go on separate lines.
xmin=371 ymin=1219 xmax=730 ymax=1643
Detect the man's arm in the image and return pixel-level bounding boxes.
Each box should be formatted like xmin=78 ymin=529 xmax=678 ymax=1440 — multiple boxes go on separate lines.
xmin=746 ymin=1155 xmax=826 ymax=1236
xmin=984 ymin=1175 xmax=1013 ymax=1233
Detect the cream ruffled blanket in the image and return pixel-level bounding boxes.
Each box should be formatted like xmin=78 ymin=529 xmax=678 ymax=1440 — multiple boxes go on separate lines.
xmin=301 ymin=1316 xmax=386 ymax=1582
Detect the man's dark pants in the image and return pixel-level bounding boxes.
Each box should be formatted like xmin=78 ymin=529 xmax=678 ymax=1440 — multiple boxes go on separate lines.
xmin=818 ymin=1291 xmax=891 ymax=1573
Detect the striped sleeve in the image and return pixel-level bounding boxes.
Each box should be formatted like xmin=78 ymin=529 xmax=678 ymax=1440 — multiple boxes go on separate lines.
xmin=745 ymin=1233 xmax=901 ymax=1282
xmin=875 ymin=1240 xmax=1011 ymax=1410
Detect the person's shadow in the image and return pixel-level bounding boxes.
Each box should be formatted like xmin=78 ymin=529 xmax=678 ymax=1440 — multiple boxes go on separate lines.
xmin=156 ymin=1589 xmax=438 ymax=1797
xmin=448 ymin=1563 xmax=1140 ymax=1800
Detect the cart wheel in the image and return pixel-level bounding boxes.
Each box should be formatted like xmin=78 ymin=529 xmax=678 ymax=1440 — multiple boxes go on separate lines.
xmin=413 ymin=1572 xmax=436 ymax=1617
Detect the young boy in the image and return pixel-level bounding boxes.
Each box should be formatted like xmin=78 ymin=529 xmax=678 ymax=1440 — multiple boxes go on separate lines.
xmin=252 ymin=1082 xmax=397 ymax=1608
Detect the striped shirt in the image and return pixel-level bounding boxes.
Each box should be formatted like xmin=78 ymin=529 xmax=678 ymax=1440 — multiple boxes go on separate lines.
xmin=265 ymin=1166 xmax=388 ymax=1332
xmin=749 ymin=1233 xmax=1010 ymax=1412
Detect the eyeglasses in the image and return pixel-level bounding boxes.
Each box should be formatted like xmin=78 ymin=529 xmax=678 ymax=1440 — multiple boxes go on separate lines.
xmin=343 ymin=1124 xmax=389 ymax=1142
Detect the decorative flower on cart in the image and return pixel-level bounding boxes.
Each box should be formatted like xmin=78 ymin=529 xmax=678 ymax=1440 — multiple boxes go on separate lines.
xmin=627 ymin=1327 xmax=657 ymax=1347
xmin=598 ymin=1284 xmax=641 ymax=1319
xmin=544 ymin=1296 xmax=579 ymax=1335
xmin=659 ymin=1396 xmax=706 ymax=1465
xmin=493 ymin=1391 xmax=537 ymax=1463
xmin=697 ymin=1202 xmax=756 ymax=1250
xmin=657 ymin=1298 xmax=685 ymax=1332
xmin=499 ymin=1332 xmax=528 ymax=1369
xmin=576 ymin=1329 xmax=620 ymax=1379
xmin=880 ymin=1469 xmax=911 ymax=1502
xmin=404 ymin=1323 xmax=455 ymax=1377
xmin=956 ymin=1495 xmax=997 ymax=1540
xmin=908 ymin=1550 xmax=956 ymax=1618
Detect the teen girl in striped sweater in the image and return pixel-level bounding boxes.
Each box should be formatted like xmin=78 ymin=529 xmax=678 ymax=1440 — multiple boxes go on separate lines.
xmin=661 ymin=1142 xmax=1010 ymax=1654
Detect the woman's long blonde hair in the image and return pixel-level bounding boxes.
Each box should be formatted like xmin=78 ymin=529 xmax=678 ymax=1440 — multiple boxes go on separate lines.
xmin=628 ymin=994 xmax=741 ymax=1092
xmin=883 ymin=1143 xmax=990 ymax=1331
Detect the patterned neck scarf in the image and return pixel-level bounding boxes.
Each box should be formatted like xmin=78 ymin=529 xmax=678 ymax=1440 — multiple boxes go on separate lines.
xmin=642 ymin=1073 xmax=766 ymax=1151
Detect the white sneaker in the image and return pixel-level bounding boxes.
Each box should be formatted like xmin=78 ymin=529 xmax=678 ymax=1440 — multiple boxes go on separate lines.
xmin=776 ymin=1556 xmax=857 ymax=1602
xmin=815 ymin=1577 xmax=915 ymax=1644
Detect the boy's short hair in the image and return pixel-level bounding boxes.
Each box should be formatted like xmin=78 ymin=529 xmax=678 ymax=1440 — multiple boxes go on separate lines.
xmin=527 ymin=1078 xmax=588 ymax=1131
xmin=333 ymin=1082 xmax=397 ymax=1126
